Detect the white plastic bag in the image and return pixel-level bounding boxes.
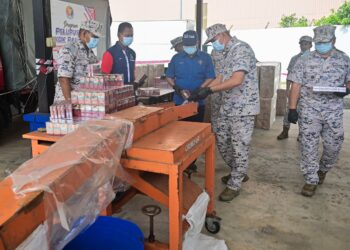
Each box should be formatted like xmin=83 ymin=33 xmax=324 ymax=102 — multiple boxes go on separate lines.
xmin=16 ymin=223 xmax=49 ymax=250
xmin=183 ymin=192 xmax=227 ymax=250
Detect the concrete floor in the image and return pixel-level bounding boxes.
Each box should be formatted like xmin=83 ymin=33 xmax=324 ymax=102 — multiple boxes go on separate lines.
xmin=0 ymin=112 xmax=349 ymax=250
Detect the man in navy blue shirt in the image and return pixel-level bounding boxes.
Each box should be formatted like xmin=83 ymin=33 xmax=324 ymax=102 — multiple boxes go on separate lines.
xmin=166 ymin=30 xmax=215 ymax=122
xmin=102 ymin=22 xmax=136 ymax=84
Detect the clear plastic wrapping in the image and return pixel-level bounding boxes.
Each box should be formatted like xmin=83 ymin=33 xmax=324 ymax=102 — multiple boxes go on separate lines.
xmin=11 ymin=118 xmax=134 ymax=249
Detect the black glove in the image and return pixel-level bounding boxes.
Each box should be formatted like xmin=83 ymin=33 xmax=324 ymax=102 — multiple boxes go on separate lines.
xmin=173 ymin=85 xmax=183 ymax=96
xmin=188 ymin=87 xmax=213 ymax=101
xmin=288 ymin=109 xmax=298 ymax=124
xmin=334 ymin=88 xmax=350 ymax=98
xmin=188 ymin=87 xmax=201 ymax=101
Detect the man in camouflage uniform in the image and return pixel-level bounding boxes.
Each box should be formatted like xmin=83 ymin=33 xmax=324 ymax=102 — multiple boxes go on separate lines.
xmin=288 ymin=25 xmax=350 ymax=197
xmin=209 ymin=49 xmax=225 ymax=133
xmin=54 ymin=20 xmax=103 ymax=102
xmin=190 ymin=24 xmax=260 ymax=201
xmin=170 ymin=36 xmax=184 ymax=53
xmin=277 ymin=35 xmax=312 ymax=140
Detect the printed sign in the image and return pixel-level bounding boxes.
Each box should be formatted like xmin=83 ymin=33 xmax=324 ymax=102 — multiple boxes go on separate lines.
xmin=51 ymin=0 xmax=96 ymax=67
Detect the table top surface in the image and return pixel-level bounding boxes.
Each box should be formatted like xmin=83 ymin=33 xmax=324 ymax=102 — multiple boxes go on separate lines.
xmin=130 ymin=121 xmax=211 ymax=151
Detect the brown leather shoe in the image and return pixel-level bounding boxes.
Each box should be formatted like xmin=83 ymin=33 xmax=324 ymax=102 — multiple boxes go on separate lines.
xmin=221 ymin=174 xmax=249 ymax=184
xmin=301 ymin=184 xmax=317 ymax=197
xmin=219 ymin=187 xmax=240 ymax=201
xmin=277 ymin=126 xmax=289 ymax=140
xmin=317 ymin=170 xmax=327 ymax=185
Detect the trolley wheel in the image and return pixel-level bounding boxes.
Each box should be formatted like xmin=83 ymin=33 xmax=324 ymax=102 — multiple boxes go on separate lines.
xmin=205 ymin=217 xmax=221 ymax=234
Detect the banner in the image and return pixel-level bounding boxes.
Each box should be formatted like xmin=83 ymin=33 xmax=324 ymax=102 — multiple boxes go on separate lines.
xmin=51 ymin=0 xmax=96 ymax=67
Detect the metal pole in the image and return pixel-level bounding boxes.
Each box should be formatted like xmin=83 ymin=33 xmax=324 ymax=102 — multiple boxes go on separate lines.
xmin=33 ymin=0 xmax=54 ymax=113
xmin=196 ymin=0 xmax=203 ymax=50
xmin=180 ymin=0 xmax=183 ymax=20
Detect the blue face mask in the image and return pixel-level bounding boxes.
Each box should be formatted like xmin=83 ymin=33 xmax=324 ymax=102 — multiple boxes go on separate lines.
xmin=302 ymin=49 xmax=310 ymax=55
xmin=183 ymin=46 xmax=197 ymax=55
xmin=122 ymin=36 xmax=133 ymax=46
xmin=212 ymin=39 xmax=225 ymax=51
xmin=315 ymin=42 xmax=333 ymax=54
xmin=87 ymin=37 xmax=99 ymax=49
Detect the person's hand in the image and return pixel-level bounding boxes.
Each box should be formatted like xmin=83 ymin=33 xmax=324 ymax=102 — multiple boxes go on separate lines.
xmin=173 ymin=85 xmax=183 ymax=96
xmin=188 ymin=87 xmax=201 ymax=101
xmin=334 ymin=88 xmax=350 ymax=98
xmin=288 ymin=109 xmax=298 ymax=124
xmin=210 ymin=74 xmax=223 ymax=86
xmin=188 ymin=87 xmax=213 ymax=101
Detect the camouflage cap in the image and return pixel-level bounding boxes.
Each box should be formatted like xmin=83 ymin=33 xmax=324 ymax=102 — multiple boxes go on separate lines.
xmin=204 ymin=23 xmax=228 ymax=44
xmin=299 ymin=35 xmax=312 ymax=43
xmin=170 ymin=36 xmax=183 ymax=49
xmin=80 ymin=20 xmax=103 ymax=37
xmin=313 ymin=25 xmax=336 ymax=43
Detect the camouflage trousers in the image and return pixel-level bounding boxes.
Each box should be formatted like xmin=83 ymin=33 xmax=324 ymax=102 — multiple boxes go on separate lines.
xmin=298 ymin=106 xmax=344 ymax=184
xmin=216 ymin=114 xmax=255 ymax=191
xmin=282 ymin=81 xmax=291 ymax=128
xmin=210 ymin=92 xmax=221 ymax=134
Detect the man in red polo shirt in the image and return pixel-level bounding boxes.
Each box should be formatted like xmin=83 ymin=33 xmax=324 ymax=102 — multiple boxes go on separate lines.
xmin=101 ymin=22 xmax=136 ymax=85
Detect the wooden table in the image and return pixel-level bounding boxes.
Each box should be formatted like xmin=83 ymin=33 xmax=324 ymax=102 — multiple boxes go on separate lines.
xmin=122 ymin=121 xmax=216 ymax=250
xmin=22 ymin=132 xmax=60 ymax=156
xmin=137 ymin=89 xmax=174 ymax=105
xmin=1 ymin=104 xmax=217 ymax=250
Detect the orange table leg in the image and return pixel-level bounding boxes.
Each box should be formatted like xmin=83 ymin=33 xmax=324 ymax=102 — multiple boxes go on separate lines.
xmin=31 ymin=140 xmax=39 ymax=157
xmin=168 ymin=166 xmax=183 ymax=250
xmin=100 ymin=204 xmax=113 ymax=216
xmin=205 ymin=136 xmax=215 ymax=214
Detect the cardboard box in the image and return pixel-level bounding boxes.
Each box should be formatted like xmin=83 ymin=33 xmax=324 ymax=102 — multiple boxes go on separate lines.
xmin=257 ymin=62 xmax=281 ymax=98
xmin=255 ymin=96 xmax=277 ymax=130
xmin=276 ymin=89 xmax=287 ymax=116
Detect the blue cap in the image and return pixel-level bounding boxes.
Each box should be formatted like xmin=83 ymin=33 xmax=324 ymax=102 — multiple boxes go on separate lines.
xmin=183 ymin=30 xmax=198 ymax=46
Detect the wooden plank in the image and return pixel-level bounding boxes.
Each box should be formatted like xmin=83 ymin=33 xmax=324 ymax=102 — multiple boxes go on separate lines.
xmin=108 ymin=106 xmax=163 ymax=122
xmin=141 ymin=173 xmax=202 ymax=212
xmin=22 ymin=131 xmax=61 ymax=142
xmin=172 ymin=102 xmax=198 ymax=120
xmin=126 ymin=121 xmax=212 ymax=164
xmin=0 ymin=177 xmax=45 ymax=250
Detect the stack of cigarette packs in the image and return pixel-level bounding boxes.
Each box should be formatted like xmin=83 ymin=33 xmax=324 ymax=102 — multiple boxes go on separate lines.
xmin=136 ymin=87 xmax=161 ymax=96
xmin=47 ymin=74 xmax=136 ymax=135
xmin=154 ymin=77 xmax=171 ymax=89
xmin=71 ymin=85 xmax=135 ymax=118
xmin=46 ymin=101 xmax=81 ymax=135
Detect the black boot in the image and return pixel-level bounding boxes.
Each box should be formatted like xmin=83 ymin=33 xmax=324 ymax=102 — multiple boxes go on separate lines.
xmin=277 ymin=126 xmax=289 ymax=140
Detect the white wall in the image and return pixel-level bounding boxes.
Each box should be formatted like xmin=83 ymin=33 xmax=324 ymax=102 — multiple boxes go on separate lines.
xmin=109 ymin=0 xmax=346 ymax=30
xmin=230 ymin=25 xmax=350 ymax=80
xmin=109 ymin=22 xmax=350 ymax=79
xmin=110 ymin=20 xmax=195 ymax=64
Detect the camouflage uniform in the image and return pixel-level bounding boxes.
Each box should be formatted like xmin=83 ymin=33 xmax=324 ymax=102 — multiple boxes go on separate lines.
xmin=288 ymin=26 xmax=350 ymax=185
xmin=283 ymin=52 xmax=304 ymax=128
xmin=205 ymin=24 xmax=260 ymax=191
xmin=54 ymin=41 xmax=98 ymax=101
xmin=210 ymin=49 xmax=224 ymax=133
xmin=54 ymin=20 xmax=102 ymax=102
xmin=170 ymin=36 xmax=183 ymax=50
xmin=283 ymin=36 xmax=313 ymax=128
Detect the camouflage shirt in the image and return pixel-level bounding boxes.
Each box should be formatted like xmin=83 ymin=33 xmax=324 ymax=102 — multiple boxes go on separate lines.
xmin=286 ymin=52 xmax=310 ymax=81
xmin=54 ymin=40 xmax=98 ymax=101
xmin=219 ymin=36 xmax=260 ymax=116
xmin=287 ymin=52 xmax=303 ymax=72
xmin=211 ymin=49 xmax=225 ymax=75
xmin=289 ymin=49 xmax=350 ymax=111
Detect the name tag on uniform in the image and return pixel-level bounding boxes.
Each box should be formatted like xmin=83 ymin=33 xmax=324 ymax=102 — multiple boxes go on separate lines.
xmin=313 ymin=86 xmax=346 ymax=93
